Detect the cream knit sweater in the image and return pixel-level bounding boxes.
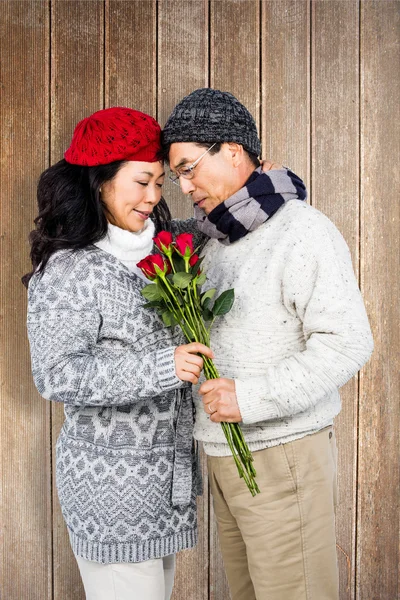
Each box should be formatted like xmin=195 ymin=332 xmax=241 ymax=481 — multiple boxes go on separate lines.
xmin=193 ymin=200 xmax=373 ymax=456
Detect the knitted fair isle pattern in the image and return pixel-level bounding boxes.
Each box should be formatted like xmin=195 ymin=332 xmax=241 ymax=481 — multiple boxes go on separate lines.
xmin=27 ymin=248 xmax=198 ymax=563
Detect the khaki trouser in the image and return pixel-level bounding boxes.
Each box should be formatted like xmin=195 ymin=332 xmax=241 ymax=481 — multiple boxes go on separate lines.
xmin=207 ymin=427 xmax=339 ymax=600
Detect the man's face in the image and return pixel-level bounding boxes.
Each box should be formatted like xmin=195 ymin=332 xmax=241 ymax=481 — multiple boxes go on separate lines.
xmin=168 ymin=142 xmax=239 ymax=215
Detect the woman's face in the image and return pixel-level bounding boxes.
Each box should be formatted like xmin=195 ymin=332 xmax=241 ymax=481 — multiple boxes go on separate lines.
xmin=101 ymin=160 xmax=165 ymax=232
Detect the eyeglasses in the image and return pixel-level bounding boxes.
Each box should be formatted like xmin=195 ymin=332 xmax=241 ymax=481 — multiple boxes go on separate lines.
xmin=169 ymin=143 xmax=216 ymax=186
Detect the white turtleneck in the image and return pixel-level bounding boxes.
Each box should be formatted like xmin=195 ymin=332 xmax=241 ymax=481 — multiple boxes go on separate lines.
xmin=94 ymin=220 xmax=155 ymax=282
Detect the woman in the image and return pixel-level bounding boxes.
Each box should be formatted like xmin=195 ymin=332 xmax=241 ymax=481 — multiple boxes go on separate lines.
xmin=24 ymin=107 xmax=212 ymax=600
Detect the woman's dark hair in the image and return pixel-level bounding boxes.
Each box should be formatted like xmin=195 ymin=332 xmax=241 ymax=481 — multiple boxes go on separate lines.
xmin=22 ymin=159 xmax=171 ymax=287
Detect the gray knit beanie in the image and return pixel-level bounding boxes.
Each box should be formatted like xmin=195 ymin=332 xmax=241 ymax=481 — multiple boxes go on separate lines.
xmin=162 ymin=88 xmax=261 ymax=156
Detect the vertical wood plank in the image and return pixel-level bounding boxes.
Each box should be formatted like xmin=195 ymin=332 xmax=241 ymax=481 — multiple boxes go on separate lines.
xmin=158 ymin=0 xmax=209 ymax=219
xmin=211 ymin=0 xmax=260 ymax=127
xmin=311 ymin=2 xmax=360 ymax=597
xmin=261 ymin=0 xmax=310 ymax=183
xmin=0 ymin=2 xmax=52 ymax=599
xmin=158 ymin=3 xmax=209 ymax=599
xmin=0 ymin=3 xmax=398 ymax=600
xmin=209 ymin=2 xmax=260 ymax=597
xmin=105 ymin=0 xmax=156 ymax=114
xmin=51 ymin=1 xmax=104 ymax=597
xmin=358 ymin=2 xmax=400 ymax=599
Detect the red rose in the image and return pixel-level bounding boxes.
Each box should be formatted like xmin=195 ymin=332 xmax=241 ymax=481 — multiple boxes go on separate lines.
xmin=153 ymin=231 xmax=173 ymax=254
xmin=137 ymin=254 xmax=170 ymax=280
xmin=189 ymin=254 xmax=199 ymax=267
xmin=137 ymin=257 xmax=157 ymax=280
xmin=175 ymin=233 xmax=194 ymax=258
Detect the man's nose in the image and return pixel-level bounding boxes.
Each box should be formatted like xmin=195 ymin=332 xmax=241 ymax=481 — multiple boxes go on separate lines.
xmin=179 ymin=177 xmax=195 ymax=195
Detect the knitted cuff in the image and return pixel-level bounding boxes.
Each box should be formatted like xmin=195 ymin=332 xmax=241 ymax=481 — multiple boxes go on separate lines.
xmin=156 ymin=346 xmax=183 ymax=391
xmin=235 ymin=377 xmax=280 ymax=424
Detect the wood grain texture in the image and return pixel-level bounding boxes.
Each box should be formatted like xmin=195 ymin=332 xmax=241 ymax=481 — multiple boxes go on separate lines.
xmin=261 ymin=0 xmax=310 ymax=183
xmin=158 ymin=0 xmax=209 ymax=218
xmin=158 ymin=4 xmax=209 ymax=597
xmin=209 ymin=1 xmax=260 ymax=597
xmin=357 ymin=2 xmax=400 ymax=599
xmin=1 ymin=2 xmax=399 ymax=598
xmin=0 ymin=2 xmax=51 ymax=599
xmin=50 ymin=1 xmax=104 ymax=598
xmin=170 ymin=450 xmax=209 ymax=600
xmin=105 ymin=0 xmax=157 ymax=114
xmin=311 ymin=2 xmax=360 ymax=597
xmin=210 ymin=0 xmax=260 ymax=126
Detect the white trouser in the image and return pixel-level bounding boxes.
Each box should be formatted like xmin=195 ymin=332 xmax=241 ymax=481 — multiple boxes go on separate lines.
xmin=75 ymin=554 xmax=176 ymax=600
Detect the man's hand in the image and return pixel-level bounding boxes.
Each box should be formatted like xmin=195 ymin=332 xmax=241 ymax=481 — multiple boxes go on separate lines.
xmin=199 ymin=378 xmax=242 ymax=423
xmin=260 ymin=159 xmax=283 ymax=172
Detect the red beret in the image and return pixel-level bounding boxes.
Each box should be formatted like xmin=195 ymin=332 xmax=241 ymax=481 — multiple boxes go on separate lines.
xmin=64 ymin=107 xmax=162 ymax=166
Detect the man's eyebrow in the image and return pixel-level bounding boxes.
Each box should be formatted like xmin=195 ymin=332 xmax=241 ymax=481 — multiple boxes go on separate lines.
xmin=171 ymin=158 xmax=190 ymax=171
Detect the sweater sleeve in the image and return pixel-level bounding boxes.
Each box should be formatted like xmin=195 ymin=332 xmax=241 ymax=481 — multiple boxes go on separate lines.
xmin=27 ymin=252 xmax=184 ymax=406
xmin=27 ymin=306 xmax=182 ymax=406
xmin=235 ymin=217 xmax=374 ymax=424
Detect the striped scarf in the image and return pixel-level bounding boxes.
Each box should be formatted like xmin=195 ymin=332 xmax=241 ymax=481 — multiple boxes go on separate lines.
xmin=195 ymin=167 xmax=307 ymax=244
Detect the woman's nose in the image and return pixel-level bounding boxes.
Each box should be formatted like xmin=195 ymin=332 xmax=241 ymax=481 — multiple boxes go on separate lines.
xmin=146 ymin=186 xmax=162 ymax=204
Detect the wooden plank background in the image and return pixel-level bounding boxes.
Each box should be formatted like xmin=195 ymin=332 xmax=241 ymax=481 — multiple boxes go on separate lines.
xmin=0 ymin=1 xmax=398 ymax=599
xmin=311 ymin=3 xmax=360 ymax=597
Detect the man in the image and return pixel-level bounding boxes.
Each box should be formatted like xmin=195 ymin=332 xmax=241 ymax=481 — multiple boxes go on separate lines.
xmin=162 ymin=88 xmax=373 ymax=600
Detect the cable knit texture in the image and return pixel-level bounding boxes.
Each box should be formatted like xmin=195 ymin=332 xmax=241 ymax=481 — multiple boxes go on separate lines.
xmin=64 ymin=107 xmax=162 ymax=166
xmin=193 ymin=199 xmax=374 ymax=455
xmin=27 ymin=226 xmax=200 ymax=563
xmin=162 ymin=88 xmax=261 ymax=156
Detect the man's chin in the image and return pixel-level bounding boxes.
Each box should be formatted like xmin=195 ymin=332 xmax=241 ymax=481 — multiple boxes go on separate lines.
xmin=203 ymin=201 xmax=219 ymax=215
xmin=196 ymin=197 xmax=223 ymax=215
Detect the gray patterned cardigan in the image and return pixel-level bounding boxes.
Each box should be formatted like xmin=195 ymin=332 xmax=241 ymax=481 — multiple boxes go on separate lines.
xmin=27 ymin=244 xmax=200 ymax=564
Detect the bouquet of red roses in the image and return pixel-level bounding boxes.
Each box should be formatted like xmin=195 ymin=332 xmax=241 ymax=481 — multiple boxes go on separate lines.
xmin=137 ymin=231 xmax=260 ymax=496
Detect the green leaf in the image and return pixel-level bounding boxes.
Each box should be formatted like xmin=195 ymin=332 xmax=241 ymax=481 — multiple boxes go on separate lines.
xmin=174 ymin=293 xmax=184 ymax=305
xmin=161 ymin=311 xmax=178 ymax=327
xmin=202 ymin=307 xmax=214 ymax=322
xmin=156 ymin=280 xmax=170 ymax=301
xmin=202 ymin=297 xmax=211 ymax=310
xmin=190 ymin=256 xmax=205 ymax=275
xmin=142 ymin=300 xmax=163 ymax=309
xmin=181 ymin=322 xmax=196 ymax=342
xmin=201 ymin=288 xmax=217 ymax=307
xmin=170 ymin=254 xmax=186 ymax=273
xmin=196 ymin=272 xmax=206 ymax=286
xmin=212 ymin=289 xmax=235 ymax=317
xmin=141 ymin=284 xmax=163 ymax=301
xmin=172 ymin=272 xmax=193 ymax=289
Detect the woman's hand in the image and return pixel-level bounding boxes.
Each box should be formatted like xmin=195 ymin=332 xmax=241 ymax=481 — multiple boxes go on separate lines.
xmin=260 ymin=159 xmax=283 ymax=172
xmin=175 ymin=342 xmax=214 ymax=384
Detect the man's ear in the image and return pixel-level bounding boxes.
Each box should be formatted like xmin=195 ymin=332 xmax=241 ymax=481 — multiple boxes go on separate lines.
xmin=226 ymin=142 xmax=244 ymax=167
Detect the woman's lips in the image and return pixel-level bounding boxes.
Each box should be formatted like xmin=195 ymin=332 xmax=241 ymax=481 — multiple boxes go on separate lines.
xmin=133 ymin=209 xmax=150 ymax=220
xmin=195 ymin=199 xmax=206 ymax=209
